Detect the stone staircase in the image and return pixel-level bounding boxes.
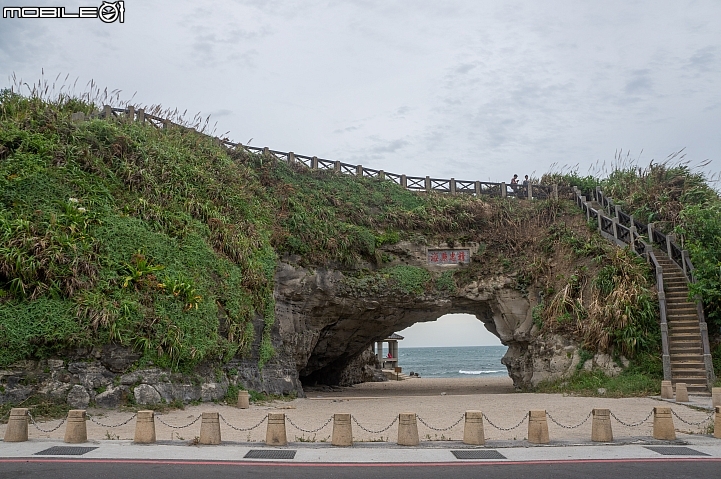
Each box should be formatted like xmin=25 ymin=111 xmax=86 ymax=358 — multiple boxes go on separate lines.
xmin=655 ymin=252 xmax=709 ymax=394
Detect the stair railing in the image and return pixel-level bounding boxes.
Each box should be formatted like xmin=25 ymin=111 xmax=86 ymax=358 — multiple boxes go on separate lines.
xmin=576 ymin=187 xmax=715 ymax=389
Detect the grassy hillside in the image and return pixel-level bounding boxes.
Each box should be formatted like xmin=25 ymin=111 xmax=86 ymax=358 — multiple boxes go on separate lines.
xmin=0 ymin=91 xmax=502 ymax=372
xmin=0 ymin=91 xmax=682 ymax=386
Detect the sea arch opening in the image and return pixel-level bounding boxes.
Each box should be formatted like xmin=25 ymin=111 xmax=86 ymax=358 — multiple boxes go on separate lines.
xmin=395 ymin=313 xmax=508 ymax=380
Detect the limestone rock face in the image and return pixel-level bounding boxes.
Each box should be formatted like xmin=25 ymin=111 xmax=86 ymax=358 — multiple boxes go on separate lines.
xmin=66 ymin=385 xmax=90 ymax=409
xmin=133 ymin=384 xmax=161 ymax=405
xmin=95 ymin=386 xmax=129 ymax=408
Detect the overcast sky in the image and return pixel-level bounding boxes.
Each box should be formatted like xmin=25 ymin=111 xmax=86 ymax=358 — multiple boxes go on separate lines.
xmin=2 ymin=1 xmax=720 ymax=346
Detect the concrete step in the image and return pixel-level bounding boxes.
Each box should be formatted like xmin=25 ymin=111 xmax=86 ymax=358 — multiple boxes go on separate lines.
xmin=670 ymin=355 xmax=705 ymax=363
xmin=670 ymin=361 xmax=706 ymax=369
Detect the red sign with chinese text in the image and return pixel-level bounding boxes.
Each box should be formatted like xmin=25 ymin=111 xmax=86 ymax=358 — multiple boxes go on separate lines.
xmin=427 ymin=249 xmax=470 ymax=264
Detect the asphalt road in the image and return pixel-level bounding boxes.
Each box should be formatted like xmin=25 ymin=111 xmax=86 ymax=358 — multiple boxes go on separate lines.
xmin=2 ymin=458 xmax=720 ymax=479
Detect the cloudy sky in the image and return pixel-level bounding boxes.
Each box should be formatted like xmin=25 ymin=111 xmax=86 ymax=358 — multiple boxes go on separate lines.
xmin=2 ymin=0 xmax=720 ymax=346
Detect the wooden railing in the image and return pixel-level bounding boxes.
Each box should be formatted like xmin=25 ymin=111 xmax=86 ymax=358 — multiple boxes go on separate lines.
xmin=77 ymin=105 xmax=572 ymax=200
xmin=574 ymin=186 xmax=715 ymax=389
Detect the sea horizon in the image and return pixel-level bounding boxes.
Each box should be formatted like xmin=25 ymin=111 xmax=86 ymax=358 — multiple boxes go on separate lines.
xmin=395 ymin=345 xmax=508 ymax=379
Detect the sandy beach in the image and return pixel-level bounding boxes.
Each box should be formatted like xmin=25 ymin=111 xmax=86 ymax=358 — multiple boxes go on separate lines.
xmin=1 ymin=377 xmax=713 ymax=444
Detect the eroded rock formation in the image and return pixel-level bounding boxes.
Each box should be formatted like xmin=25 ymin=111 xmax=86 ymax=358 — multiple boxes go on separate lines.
xmin=0 ymin=239 xmax=625 ymax=406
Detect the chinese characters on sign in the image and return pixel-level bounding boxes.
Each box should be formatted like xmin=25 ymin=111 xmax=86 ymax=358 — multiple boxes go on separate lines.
xmin=427 ymin=249 xmax=471 ymax=265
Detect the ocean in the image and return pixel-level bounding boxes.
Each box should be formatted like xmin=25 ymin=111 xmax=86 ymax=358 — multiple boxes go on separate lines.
xmin=397 ymin=346 xmax=508 ymax=378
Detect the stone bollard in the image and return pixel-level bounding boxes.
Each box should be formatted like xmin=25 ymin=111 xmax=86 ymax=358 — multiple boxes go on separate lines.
xmin=715 ymin=407 xmax=721 ymax=440
xmin=661 ymin=380 xmax=673 ymax=399
xmin=527 ymin=410 xmax=549 ymax=444
xmin=64 ymin=410 xmax=87 ymax=444
xmin=462 ymin=410 xmax=485 ymax=445
xmin=237 ymin=390 xmax=250 ymax=409
xmin=266 ymin=413 xmax=287 ymax=446
xmin=331 ymin=413 xmax=353 ymax=447
xmin=4 ymin=408 xmax=29 ymax=442
xmin=591 ymin=409 xmax=613 ymax=442
xmin=712 ymin=388 xmax=721 ymax=408
xmin=653 ymin=407 xmax=676 ymax=440
xmin=133 ymin=410 xmax=156 ymax=444
xmin=675 ymin=383 xmax=689 ymax=403
xmin=198 ymin=412 xmax=221 ymax=445
xmin=397 ymin=412 xmax=419 ymax=446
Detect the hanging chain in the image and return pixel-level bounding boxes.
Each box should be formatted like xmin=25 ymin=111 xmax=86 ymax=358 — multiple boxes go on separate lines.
xmin=351 ymin=415 xmax=398 ymax=434
xmin=609 ymin=410 xmax=653 ymax=427
xmin=27 ymin=412 xmax=67 ymax=433
xmin=416 ymin=414 xmax=465 ymax=432
xmin=286 ymin=416 xmax=333 ymax=434
xmin=482 ymin=412 xmax=529 ymax=431
xmin=155 ymin=414 xmax=202 ymax=429
xmin=546 ymin=411 xmax=592 ymax=429
xmin=671 ymin=410 xmax=715 ymax=427
xmin=218 ymin=414 xmax=267 ymax=432
xmin=87 ymin=413 xmax=137 ymax=428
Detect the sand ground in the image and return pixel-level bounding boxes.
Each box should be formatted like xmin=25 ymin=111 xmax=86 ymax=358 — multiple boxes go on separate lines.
xmin=1 ymin=377 xmax=714 ymax=444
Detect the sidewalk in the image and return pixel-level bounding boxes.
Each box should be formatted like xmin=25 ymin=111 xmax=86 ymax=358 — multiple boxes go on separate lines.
xmin=2 ymin=433 xmax=721 ymax=464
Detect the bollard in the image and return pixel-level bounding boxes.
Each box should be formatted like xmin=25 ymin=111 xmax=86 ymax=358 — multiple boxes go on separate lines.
xmin=675 ymin=383 xmax=689 ymax=403
xmin=661 ymin=380 xmax=673 ymax=399
xmin=712 ymin=388 xmax=721 ymax=408
xmin=462 ymin=410 xmax=485 ymax=445
xmin=715 ymin=407 xmax=721 ymax=440
xmin=653 ymin=407 xmax=676 ymax=440
xmin=528 ymin=410 xmax=549 ymax=444
xmin=198 ymin=412 xmax=221 ymax=445
xmin=64 ymin=410 xmax=88 ymax=444
xmin=133 ymin=410 xmax=156 ymax=444
xmin=331 ymin=413 xmax=353 ymax=447
xmin=4 ymin=408 xmax=29 ymax=442
xmin=266 ymin=413 xmax=287 ymax=446
xmin=237 ymin=390 xmax=250 ymax=409
xmin=397 ymin=412 xmax=419 ymax=446
xmin=591 ymin=409 xmax=613 ymax=442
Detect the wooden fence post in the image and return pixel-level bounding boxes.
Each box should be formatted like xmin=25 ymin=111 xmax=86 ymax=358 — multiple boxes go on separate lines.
xmin=500 ymin=182 xmax=506 ymax=198
xmin=450 ymin=178 xmax=456 ymax=194
xmin=103 ymin=105 xmax=112 ymax=119
xmin=334 ymin=161 xmax=340 ymax=172
xmin=356 ymin=165 xmax=363 ymax=177
xmin=263 ymin=147 xmax=270 ymax=156
xmin=401 ymin=175 xmax=407 ymax=188
xmin=137 ymin=109 xmax=145 ymax=123
xmin=288 ymin=152 xmax=295 ymax=164
xmin=378 ymin=170 xmax=385 ymax=180
xmin=425 ymin=176 xmax=431 ymax=193
xmin=311 ymin=156 xmax=318 ymax=169
xmin=527 ymin=184 xmax=532 ymax=200
xmin=126 ymin=106 xmax=134 ymax=122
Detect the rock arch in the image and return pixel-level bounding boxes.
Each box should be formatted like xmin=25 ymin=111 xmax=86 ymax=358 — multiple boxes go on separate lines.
xmin=274 ymin=259 xmax=542 ymax=390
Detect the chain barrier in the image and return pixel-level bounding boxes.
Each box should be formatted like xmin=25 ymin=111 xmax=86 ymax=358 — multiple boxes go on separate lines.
xmin=482 ymin=412 xmax=529 ymax=431
xmin=218 ymin=414 xmax=267 ymax=432
xmin=609 ymin=410 xmax=653 ymax=428
xmin=155 ymin=414 xmax=202 ymax=429
xmin=671 ymin=409 xmax=715 ymax=427
xmin=546 ymin=411 xmax=592 ymax=429
xmin=416 ymin=414 xmax=465 ymax=432
xmin=286 ymin=416 xmax=333 ymax=434
xmin=351 ymin=415 xmax=398 ymax=435
xmin=27 ymin=412 xmax=66 ymax=433
xmin=87 ymin=413 xmax=137 ymax=428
